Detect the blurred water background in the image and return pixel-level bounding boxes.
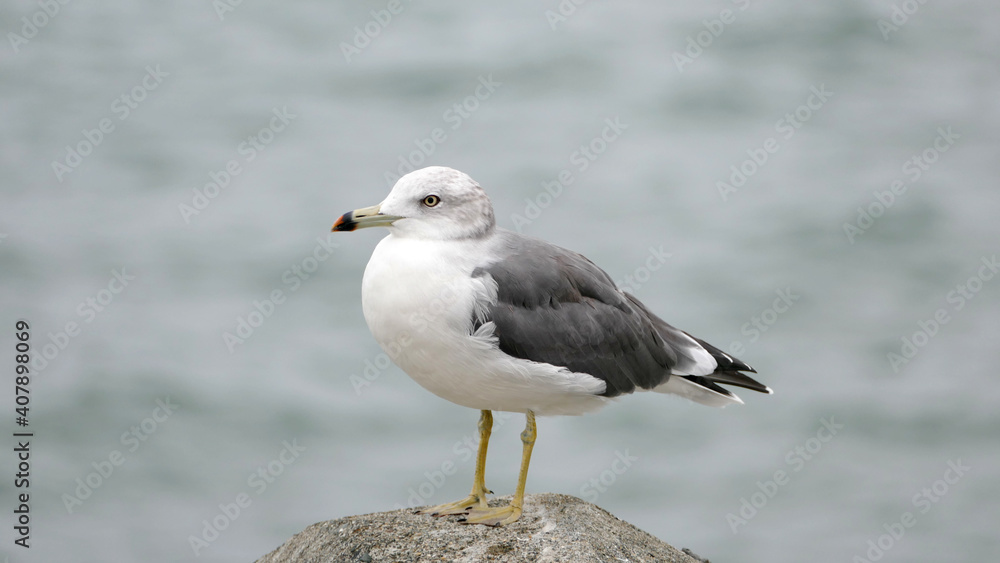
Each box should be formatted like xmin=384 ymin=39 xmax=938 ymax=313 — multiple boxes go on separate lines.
xmin=1 ymin=1 xmax=998 ymax=561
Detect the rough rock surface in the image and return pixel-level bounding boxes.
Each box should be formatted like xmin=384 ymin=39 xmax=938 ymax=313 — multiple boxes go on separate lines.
xmin=256 ymin=493 xmax=705 ymax=563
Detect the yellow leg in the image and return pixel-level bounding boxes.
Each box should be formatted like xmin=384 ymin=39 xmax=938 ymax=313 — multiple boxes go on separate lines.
xmin=419 ymin=410 xmax=493 ymax=516
xmin=463 ymin=410 xmax=536 ymax=526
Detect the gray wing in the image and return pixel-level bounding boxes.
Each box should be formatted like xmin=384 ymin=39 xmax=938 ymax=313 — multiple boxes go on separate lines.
xmin=472 ymin=233 xmax=698 ymax=397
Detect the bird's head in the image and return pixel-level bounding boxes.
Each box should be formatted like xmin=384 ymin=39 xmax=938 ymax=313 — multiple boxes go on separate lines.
xmin=332 ymin=166 xmax=496 ymax=241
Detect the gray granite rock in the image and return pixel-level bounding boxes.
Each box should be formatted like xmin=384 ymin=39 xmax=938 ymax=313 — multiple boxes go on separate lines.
xmin=256 ymin=493 xmax=706 ymax=563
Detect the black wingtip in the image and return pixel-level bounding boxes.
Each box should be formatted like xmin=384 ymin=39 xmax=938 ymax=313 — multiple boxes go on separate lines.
xmin=704 ymin=370 xmax=772 ymax=395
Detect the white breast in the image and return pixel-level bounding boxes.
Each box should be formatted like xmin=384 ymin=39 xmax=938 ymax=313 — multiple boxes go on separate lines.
xmin=362 ymin=235 xmax=489 ymax=348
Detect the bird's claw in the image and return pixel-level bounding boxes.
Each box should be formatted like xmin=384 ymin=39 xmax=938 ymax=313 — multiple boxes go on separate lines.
xmin=418 ymin=493 xmax=489 ymax=517
xmin=460 ymin=503 xmax=522 ymax=526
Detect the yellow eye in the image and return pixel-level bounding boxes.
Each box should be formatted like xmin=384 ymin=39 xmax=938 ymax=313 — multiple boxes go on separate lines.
xmin=422 ymin=194 xmax=441 ymax=207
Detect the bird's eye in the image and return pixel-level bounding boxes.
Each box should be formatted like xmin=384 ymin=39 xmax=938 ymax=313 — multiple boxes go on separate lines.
xmin=422 ymin=194 xmax=441 ymax=207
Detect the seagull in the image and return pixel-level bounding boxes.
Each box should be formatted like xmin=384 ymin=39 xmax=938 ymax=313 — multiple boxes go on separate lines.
xmin=332 ymin=166 xmax=771 ymax=526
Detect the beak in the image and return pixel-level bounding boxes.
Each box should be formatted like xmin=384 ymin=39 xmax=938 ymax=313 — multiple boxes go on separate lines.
xmin=331 ymin=204 xmax=403 ymax=232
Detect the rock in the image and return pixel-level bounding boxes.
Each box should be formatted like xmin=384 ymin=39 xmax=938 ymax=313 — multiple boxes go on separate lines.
xmin=256 ymin=493 xmax=705 ymax=562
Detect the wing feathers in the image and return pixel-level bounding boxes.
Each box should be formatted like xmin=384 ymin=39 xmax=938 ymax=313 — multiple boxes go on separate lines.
xmin=474 ymin=230 xmax=771 ymax=404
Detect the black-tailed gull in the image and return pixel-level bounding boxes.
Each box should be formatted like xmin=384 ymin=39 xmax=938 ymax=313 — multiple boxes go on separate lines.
xmin=332 ymin=166 xmax=771 ymax=526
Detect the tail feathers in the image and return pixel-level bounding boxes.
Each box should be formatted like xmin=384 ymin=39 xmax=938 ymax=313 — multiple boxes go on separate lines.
xmin=655 ymin=375 xmax=743 ymax=407
xmin=655 ymin=371 xmax=772 ymax=408
xmin=622 ymin=291 xmax=773 ymax=405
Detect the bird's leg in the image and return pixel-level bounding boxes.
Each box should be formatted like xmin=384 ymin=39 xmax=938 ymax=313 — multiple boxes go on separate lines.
xmin=463 ymin=410 xmax=536 ymax=526
xmin=418 ymin=409 xmax=493 ymax=516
